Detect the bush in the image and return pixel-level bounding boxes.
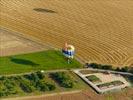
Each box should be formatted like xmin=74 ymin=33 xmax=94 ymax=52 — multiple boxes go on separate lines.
xmin=36 ymin=80 xmax=55 ymax=91
xmin=86 ymin=75 xmax=101 ymax=83
xmin=89 ymin=63 xmax=99 ymax=68
xmin=0 ymin=71 xmax=56 ymax=97
xmin=89 ymin=63 xmax=113 ymax=70
xmin=20 ymin=80 xmax=33 ymax=93
xmin=129 ymin=68 xmax=133 ymax=74
xmin=101 ymin=65 xmax=112 ymax=70
xmin=36 ymin=71 xmax=45 ymax=79
xmin=89 ymin=63 xmax=133 ymax=74
xmin=121 ymin=66 xmax=129 ymax=72
xmin=51 ymin=72 xmax=74 ymax=88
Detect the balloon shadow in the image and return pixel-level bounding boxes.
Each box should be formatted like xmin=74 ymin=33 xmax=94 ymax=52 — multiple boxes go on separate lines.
xmin=33 ymin=8 xmax=56 ymax=13
xmin=10 ymin=58 xmax=39 ymax=67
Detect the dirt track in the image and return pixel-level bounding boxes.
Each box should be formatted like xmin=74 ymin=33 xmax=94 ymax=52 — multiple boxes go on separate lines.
xmin=0 ymin=28 xmax=51 ymax=56
xmin=3 ymin=88 xmax=133 ymax=100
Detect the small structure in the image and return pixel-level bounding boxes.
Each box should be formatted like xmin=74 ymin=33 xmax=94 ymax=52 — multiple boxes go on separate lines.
xmin=62 ymin=43 xmax=75 ymax=63
xmin=73 ymin=69 xmax=131 ymax=94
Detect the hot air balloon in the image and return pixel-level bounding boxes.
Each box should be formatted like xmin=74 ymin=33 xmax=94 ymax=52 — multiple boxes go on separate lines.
xmin=62 ymin=43 xmax=75 ymax=63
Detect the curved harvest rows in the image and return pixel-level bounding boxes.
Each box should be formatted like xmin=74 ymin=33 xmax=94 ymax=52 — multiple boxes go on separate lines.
xmin=0 ymin=0 xmax=133 ymax=67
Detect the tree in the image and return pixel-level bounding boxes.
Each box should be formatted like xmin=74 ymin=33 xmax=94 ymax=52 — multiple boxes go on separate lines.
xmin=36 ymin=71 xmax=45 ymax=79
xmin=51 ymin=72 xmax=74 ymax=88
xmin=121 ymin=66 xmax=129 ymax=72
xmin=19 ymin=80 xmax=33 ymax=93
xmin=115 ymin=67 xmax=121 ymax=71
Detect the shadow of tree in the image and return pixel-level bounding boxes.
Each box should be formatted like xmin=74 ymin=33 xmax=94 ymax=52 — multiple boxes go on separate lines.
xmin=33 ymin=8 xmax=56 ymax=13
xmin=122 ymin=74 xmax=133 ymax=86
xmin=126 ymin=76 xmax=133 ymax=84
xmin=10 ymin=58 xmax=39 ymax=67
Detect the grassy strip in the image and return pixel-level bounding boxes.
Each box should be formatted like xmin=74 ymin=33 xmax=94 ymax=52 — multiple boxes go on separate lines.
xmin=0 ymin=50 xmax=82 ymax=75
xmin=86 ymin=75 xmax=101 ymax=83
xmin=97 ymin=81 xmax=124 ymax=89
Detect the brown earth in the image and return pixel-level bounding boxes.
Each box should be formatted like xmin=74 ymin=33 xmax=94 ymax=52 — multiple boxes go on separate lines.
xmin=0 ymin=28 xmax=51 ymax=56
xmin=0 ymin=0 xmax=133 ymax=67
xmin=3 ymin=88 xmax=133 ymax=100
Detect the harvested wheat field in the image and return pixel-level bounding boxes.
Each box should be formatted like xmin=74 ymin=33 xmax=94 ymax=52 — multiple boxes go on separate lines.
xmin=0 ymin=0 xmax=133 ymax=67
xmin=0 ymin=28 xmax=51 ymax=56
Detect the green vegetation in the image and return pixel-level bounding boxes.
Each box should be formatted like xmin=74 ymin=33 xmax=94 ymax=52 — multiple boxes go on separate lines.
xmin=107 ymin=95 xmax=114 ymax=100
xmin=80 ymin=70 xmax=98 ymax=74
xmin=89 ymin=63 xmax=112 ymax=70
xmin=86 ymin=75 xmax=101 ymax=83
xmin=122 ymin=75 xmax=133 ymax=86
xmin=97 ymin=81 xmax=124 ymax=89
xmin=0 ymin=71 xmax=55 ymax=98
xmin=0 ymin=71 xmax=88 ymax=98
xmin=0 ymin=50 xmax=82 ymax=75
xmin=88 ymin=63 xmax=133 ymax=74
xmin=51 ymin=72 xmax=74 ymax=88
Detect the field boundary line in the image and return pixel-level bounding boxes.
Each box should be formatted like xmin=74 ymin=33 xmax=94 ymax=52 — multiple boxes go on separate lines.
xmin=1 ymin=90 xmax=82 ymax=100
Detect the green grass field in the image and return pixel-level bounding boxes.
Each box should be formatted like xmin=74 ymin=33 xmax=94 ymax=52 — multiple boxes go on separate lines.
xmin=0 ymin=50 xmax=82 ymax=75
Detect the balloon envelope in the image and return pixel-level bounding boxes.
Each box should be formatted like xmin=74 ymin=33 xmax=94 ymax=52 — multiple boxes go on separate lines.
xmin=62 ymin=44 xmax=75 ymax=58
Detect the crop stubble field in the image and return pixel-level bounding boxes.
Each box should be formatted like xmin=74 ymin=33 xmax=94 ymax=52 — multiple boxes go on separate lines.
xmin=0 ymin=0 xmax=133 ymax=66
xmin=0 ymin=28 xmax=51 ymax=56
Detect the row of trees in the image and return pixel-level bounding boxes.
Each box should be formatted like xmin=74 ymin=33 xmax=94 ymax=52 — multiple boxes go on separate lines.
xmin=0 ymin=71 xmax=76 ymax=97
xmin=51 ymin=72 xmax=74 ymax=88
xmin=87 ymin=63 xmax=133 ymax=74
xmin=0 ymin=77 xmax=17 ymax=97
xmin=0 ymin=71 xmax=55 ymax=97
